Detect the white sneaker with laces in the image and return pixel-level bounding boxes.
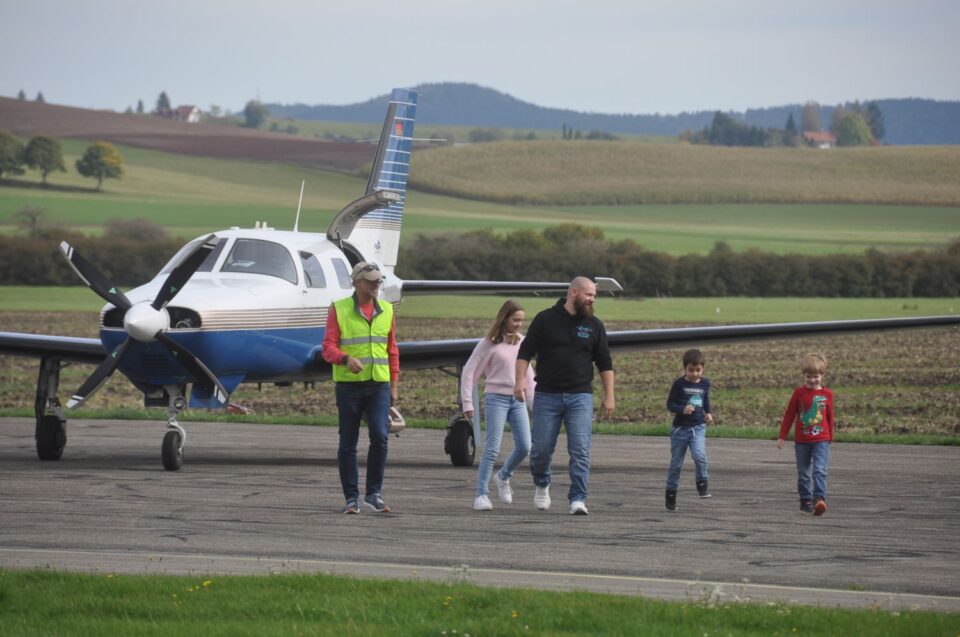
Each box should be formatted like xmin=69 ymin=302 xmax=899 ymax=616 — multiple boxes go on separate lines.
xmin=569 ymin=500 xmax=589 ymax=515
xmin=473 ymin=495 xmax=493 ymax=511
xmin=534 ymin=485 xmax=551 ymax=510
xmin=494 ymin=473 xmax=513 ymax=504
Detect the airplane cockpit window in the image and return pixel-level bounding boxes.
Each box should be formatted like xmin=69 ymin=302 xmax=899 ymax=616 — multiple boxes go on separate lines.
xmin=332 ymin=258 xmax=353 ymax=289
xmin=299 ymin=251 xmax=327 ymax=289
xmin=159 ymin=237 xmax=227 ymax=275
xmin=221 ymin=239 xmax=297 ymax=284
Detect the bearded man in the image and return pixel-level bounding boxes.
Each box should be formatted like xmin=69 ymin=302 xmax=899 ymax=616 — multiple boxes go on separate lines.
xmin=515 ymin=276 xmax=615 ymax=515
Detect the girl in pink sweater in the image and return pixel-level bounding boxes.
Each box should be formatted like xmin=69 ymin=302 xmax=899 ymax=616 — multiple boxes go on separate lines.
xmin=461 ymin=300 xmax=536 ymax=511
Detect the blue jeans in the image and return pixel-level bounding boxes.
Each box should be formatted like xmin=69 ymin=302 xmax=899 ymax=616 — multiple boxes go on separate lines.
xmin=665 ymin=424 xmax=708 ymax=491
xmin=476 ymin=393 xmax=531 ymax=496
xmin=335 ymin=381 xmax=390 ymax=501
xmin=529 ymin=391 xmax=593 ymax=503
xmin=795 ymin=441 xmax=830 ymax=501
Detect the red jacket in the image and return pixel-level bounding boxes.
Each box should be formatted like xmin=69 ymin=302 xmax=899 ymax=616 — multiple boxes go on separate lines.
xmin=779 ymin=386 xmax=834 ymax=443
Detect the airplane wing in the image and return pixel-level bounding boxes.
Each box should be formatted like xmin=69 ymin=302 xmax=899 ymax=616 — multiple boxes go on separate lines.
xmin=397 ymin=315 xmax=960 ymax=370
xmin=0 ymin=332 xmax=104 ymax=364
xmin=4 ymin=315 xmax=958 ymax=373
xmin=401 ymin=277 xmax=623 ymax=296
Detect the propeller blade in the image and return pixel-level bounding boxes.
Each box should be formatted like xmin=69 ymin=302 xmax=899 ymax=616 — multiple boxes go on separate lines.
xmin=66 ymin=338 xmax=131 ymax=409
xmin=152 ymin=234 xmax=217 ymax=310
xmin=60 ymin=242 xmax=132 ymax=311
xmin=155 ymin=332 xmax=229 ymax=405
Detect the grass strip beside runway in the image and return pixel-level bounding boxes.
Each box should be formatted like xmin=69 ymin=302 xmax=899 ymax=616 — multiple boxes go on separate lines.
xmin=1 ymin=570 xmax=957 ymax=636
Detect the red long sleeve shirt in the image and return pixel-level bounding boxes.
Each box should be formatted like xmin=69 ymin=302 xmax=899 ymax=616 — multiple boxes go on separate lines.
xmin=779 ymin=386 xmax=835 ymax=443
xmin=321 ymin=301 xmax=399 ymax=382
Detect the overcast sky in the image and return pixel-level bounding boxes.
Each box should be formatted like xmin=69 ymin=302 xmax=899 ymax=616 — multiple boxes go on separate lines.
xmin=2 ymin=0 xmax=958 ymax=116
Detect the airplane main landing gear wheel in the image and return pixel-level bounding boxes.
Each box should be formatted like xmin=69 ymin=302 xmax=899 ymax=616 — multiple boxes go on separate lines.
xmin=444 ymin=415 xmax=475 ymax=467
xmin=36 ymin=414 xmax=66 ymax=461
xmin=161 ymin=430 xmax=183 ymax=471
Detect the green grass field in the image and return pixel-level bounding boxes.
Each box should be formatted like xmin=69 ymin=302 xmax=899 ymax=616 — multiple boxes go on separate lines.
xmin=2 ymin=570 xmax=956 ymax=637
xmin=2 ymin=140 xmax=958 ymax=254
xmin=1 ymin=287 xmax=956 ymax=321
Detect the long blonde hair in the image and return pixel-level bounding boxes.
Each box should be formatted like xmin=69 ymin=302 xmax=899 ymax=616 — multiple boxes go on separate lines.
xmin=486 ymin=299 xmax=524 ymax=345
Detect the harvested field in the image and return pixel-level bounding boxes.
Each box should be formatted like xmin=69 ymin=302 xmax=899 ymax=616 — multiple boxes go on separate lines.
xmin=1 ymin=312 xmax=957 ymax=438
xmin=0 ymin=97 xmax=373 ymax=171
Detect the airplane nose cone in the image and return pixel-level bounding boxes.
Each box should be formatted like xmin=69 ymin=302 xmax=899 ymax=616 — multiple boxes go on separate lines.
xmin=123 ymin=302 xmax=169 ymax=342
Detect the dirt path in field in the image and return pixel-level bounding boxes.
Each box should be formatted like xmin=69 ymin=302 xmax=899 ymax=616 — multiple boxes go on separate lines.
xmin=1 ymin=418 xmax=958 ymax=611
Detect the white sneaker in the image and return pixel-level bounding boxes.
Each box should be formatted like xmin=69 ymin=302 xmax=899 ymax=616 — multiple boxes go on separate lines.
xmin=493 ymin=473 xmax=513 ymax=504
xmin=570 ymin=500 xmax=589 ymax=515
xmin=473 ymin=495 xmax=493 ymax=511
xmin=534 ymin=485 xmax=551 ymax=510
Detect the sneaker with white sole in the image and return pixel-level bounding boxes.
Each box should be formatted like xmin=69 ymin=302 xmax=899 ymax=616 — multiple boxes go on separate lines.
xmin=534 ymin=485 xmax=551 ymax=510
xmin=473 ymin=495 xmax=493 ymax=511
xmin=494 ymin=473 xmax=513 ymax=504
xmin=363 ymin=493 xmax=391 ymax=513
xmin=569 ymin=500 xmax=589 ymax=515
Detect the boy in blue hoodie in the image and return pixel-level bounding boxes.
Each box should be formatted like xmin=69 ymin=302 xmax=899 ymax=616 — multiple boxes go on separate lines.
xmin=664 ymin=348 xmax=714 ymax=512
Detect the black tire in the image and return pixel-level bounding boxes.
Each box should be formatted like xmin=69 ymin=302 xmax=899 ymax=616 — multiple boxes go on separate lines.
xmin=161 ymin=430 xmax=183 ymax=471
xmin=36 ymin=414 xmax=66 ymax=461
xmin=444 ymin=415 xmax=475 ymax=467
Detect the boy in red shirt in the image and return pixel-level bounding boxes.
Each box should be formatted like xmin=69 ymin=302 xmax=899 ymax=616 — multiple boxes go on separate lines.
xmin=777 ymin=353 xmax=834 ymax=516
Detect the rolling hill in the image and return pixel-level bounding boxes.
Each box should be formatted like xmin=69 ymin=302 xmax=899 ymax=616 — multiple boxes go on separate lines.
xmin=268 ymin=82 xmax=960 ymax=145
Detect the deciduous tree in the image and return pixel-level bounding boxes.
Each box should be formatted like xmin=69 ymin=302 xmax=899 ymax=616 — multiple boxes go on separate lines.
xmin=0 ymin=130 xmax=26 ymax=178
xmin=865 ymin=102 xmax=885 ymax=141
xmin=23 ymin=136 xmax=65 ymax=184
xmin=836 ymin=113 xmax=874 ymax=146
xmin=243 ymin=100 xmax=269 ymax=128
xmin=75 ymin=142 xmax=125 ymax=190
xmin=801 ymin=101 xmax=821 ymax=132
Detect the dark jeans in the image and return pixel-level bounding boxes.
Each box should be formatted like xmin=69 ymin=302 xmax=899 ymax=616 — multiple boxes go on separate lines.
xmin=335 ymin=381 xmax=390 ymax=500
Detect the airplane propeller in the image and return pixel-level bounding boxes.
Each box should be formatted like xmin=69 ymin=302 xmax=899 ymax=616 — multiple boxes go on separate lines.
xmin=60 ymin=235 xmax=228 ymax=409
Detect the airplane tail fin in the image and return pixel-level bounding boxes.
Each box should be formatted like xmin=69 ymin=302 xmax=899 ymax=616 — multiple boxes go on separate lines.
xmin=327 ymin=88 xmax=417 ymax=272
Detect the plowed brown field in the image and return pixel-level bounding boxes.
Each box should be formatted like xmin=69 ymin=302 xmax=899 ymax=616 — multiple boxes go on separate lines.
xmin=0 ymin=97 xmax=373 ymax=170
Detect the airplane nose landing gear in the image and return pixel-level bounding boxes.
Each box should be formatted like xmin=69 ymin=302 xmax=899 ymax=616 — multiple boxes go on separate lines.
xmin=161 ymin=386 xmax=187 ymax=471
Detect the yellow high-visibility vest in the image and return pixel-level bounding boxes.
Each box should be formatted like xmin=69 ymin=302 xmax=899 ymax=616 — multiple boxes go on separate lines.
xmin=331 ymin=295 xmax=393 ymax=383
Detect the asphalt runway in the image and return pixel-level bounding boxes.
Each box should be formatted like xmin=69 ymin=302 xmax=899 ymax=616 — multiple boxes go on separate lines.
xmin=1 ymin=417 xmax=958 ymax=612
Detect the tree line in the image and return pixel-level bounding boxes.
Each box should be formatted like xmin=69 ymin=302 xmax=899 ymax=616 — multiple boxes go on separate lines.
xmin=1 ymin=221 xmax=956 ymax=296
xmin=681 ymin=101 xmax=885 ymax=148
xmin=396 ymin=225 xmax=959 ymax=298
xmin=0 ymin=131 xmax=125 ymax=189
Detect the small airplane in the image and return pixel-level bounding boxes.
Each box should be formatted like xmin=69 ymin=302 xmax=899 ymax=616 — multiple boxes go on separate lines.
xmin=1 ymin=88 xmax=958 ymax=471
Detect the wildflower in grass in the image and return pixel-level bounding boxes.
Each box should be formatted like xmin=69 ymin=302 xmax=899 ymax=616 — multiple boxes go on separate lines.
xmin=512 ymin=610 xmax=519 ymax=619
xmin=202 ymin=580 xmax=212 ymax=588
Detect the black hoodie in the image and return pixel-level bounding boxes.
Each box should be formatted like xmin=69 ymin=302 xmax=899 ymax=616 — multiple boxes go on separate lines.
xmin=517 ymin=298 xmax=613 ymax=393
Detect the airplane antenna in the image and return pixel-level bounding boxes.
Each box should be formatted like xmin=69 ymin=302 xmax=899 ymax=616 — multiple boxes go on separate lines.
xmin=293 ymin=180 xmax=305 ymax=232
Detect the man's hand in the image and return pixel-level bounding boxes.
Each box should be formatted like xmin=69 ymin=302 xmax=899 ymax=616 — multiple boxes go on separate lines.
xmin=705 ymin=413 xmax=714 ymax=425
xmin=600 ymin=396 xmax=615 ymax=420
xmin=683 ymin=404 xmax=695 ymax=415
xmin=345 ymin=356 xmax=364 ymax=374
xmin=776 ymin=438 xmax=784 ymax=449
xmin=513 ymin=386 xmax=525 ymax=402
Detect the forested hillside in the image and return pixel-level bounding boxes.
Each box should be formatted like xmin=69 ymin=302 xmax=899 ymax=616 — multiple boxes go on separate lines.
xmin=268 ymin=83 xmax=960 ymax=145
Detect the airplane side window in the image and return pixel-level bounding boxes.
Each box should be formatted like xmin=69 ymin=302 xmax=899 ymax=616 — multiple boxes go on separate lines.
xmin=332 ymin=258 xmax=353 ymax=289
xmin=299 ymin=251 xmax=327 ymax=289
xmin=222 ymin=239 xmax=297 ymax=284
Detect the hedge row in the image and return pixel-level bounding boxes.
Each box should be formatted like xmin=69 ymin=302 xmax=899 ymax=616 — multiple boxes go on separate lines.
xmin=397 ymin=226 xmax=960 ymax=298
xmin=2 ymin=228 xmax=958 ymax=297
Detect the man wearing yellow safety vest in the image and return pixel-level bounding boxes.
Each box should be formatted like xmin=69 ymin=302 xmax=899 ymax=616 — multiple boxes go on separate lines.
xmin=322 ymin=262 xmax=400 ymax=514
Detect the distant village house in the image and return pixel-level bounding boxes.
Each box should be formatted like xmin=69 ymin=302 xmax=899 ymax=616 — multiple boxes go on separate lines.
xmin=154 ymin=105 xmax=202 ymax=123
xmin=802 ymin=131 xmax=836 ymax=149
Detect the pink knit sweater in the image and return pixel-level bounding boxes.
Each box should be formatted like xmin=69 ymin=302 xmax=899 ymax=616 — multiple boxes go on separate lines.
xmin=460 ymin=335 xmax=536 ymax=412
